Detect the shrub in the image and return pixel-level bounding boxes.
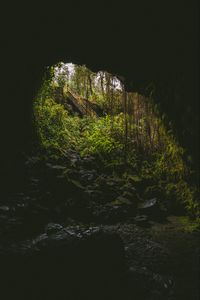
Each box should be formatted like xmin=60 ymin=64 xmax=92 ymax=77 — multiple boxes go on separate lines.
xmin=34 ymin=98 xmax=81 ymax=155
xmin=33 ymin=73 xmax=199 ymax=220
xmin=80 ymin=115 xmax=124 ymax=161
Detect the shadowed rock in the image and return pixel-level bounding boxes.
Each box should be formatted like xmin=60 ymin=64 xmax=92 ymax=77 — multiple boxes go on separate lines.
xmin=0 ymin=226 xmax=125 ymax=300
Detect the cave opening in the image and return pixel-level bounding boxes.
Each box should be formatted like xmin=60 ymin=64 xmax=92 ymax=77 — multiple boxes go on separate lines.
xmin=1 ymin=2 xmax=199 ymax=299
xmin=32 ymin=62 xmax=199 ymax=224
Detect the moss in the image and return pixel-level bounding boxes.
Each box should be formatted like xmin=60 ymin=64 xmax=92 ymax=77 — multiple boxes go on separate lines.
xmin=177 ymin=216 xmax=200 ymax=233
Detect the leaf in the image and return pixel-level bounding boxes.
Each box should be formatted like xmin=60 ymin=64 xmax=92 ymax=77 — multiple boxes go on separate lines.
xmin=128 ymin=175 xmax=142 ymax=183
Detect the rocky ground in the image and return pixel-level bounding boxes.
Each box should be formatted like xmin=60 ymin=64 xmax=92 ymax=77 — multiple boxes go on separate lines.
xmin=0 ymin=153 xmax=199 ymax=300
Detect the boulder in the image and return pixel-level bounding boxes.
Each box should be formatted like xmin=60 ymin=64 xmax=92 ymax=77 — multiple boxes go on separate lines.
xmin=138 ymin=198 xmax=166 ymax=221
xmin=0 ymin=226 xmax=125 ymax=300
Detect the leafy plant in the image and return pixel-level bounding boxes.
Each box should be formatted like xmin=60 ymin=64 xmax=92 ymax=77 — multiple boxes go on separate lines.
xmin=33 ymin=63 xmax=199 ymax=220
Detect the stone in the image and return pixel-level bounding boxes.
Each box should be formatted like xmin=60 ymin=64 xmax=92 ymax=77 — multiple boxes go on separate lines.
xmin=45 ymin=223 xmax=63 ymax=235
xmin=138 ymin=198 xmax=157 ymax=209
xmin=138 ymin=198 xmax=166 ymax=221
xmin=0 ymin=205 xmax=10 ymax=212
xmin=0 ymin=226 xmax=125 ymax=300
xmin=134 ymin=215 xmax=149 ymax=227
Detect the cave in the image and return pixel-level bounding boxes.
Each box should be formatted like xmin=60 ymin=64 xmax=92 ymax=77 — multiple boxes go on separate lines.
xmin=1 ymin=2 xmax=199 ymax=192
xmin=0 ymin=2 xmax=199 ymax=300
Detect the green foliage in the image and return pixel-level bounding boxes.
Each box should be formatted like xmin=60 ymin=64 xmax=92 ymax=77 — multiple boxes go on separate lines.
xmin=177 ymin=216 xmax=200 ymax=233
xmin=33 ymin=63 xmax=199 ymax=219
xmin=34 ymin=98 xmax=81 ymax=155
xmin=80 ymin=115 xmax=124 ymax=159
xmin=34 ymin=96 xmax=124 ymax=164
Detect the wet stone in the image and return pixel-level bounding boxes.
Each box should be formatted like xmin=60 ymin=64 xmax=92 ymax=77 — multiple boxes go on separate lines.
xmin=45 ymin=223 xmax=63 ymax=235
xmin=0 ymin=206 xmax=10 ymax=212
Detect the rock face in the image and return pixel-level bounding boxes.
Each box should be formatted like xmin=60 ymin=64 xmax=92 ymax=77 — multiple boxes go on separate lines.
xmin=1 ymin=2 xmax=198 ymax=195
xmin=0 ymin=226 xmax=125 ymax=300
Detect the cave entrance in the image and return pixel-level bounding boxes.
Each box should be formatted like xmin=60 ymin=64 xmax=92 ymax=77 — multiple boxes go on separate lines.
xmin=34 ymin=62 xmax=168 ymax=163
xmin=32 ymin=62 xmax=198 ymax=222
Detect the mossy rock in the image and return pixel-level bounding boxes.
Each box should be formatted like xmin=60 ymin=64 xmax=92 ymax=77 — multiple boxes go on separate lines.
xmin=109 ymin=196 xmax=133 ymax=207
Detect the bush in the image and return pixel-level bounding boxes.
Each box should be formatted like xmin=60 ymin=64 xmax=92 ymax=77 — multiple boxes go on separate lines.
xmin=33 ymin=76 xmax=199 ymax=220
xmin=34 ymin=98 xmax=81 ymax=155
xmin=80 ymin=115 xmax=124 ymax=160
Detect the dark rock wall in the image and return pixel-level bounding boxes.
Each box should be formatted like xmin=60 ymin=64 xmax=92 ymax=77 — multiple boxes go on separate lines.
xmin=0 ymin=1 xmax=198 ymax=190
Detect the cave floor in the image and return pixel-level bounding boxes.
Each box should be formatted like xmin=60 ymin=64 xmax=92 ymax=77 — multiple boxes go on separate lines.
xmin=0 ymin=155 xmax=199 ymax=300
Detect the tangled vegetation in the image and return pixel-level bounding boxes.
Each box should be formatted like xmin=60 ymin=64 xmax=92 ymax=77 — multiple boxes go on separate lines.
xmin=34 ymin=63 xmax=200 ymax=221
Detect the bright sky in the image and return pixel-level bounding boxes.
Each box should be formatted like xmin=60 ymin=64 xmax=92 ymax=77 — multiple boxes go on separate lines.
xmin=54 ymin=62 xmax=122 ymax=91
xmin=65 ymin=63 xmax=75 ymax=75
